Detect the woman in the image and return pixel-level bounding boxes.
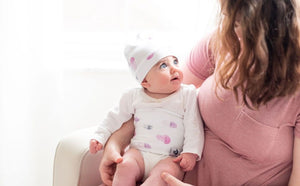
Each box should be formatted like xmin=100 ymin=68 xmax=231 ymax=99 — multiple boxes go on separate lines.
xmin=99 ymin=0 xmax=300 ymax=185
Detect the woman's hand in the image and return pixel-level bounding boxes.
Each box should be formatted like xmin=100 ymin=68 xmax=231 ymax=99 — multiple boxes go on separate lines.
xmin=99 ymin=117 xmax=135 ymax=186
xmin=98 ymin=143 xmax=123 ymax=186
xmin=161 ymin=172 xmax=194 ymax=186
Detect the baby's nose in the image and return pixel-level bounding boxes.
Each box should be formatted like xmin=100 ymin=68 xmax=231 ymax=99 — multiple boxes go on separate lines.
xmin=170 ymin=65 xmax=179 ymax=73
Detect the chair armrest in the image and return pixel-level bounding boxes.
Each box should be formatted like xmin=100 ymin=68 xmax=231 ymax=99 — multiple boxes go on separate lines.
xmin=53 ymin=127 xmax=103 ymax=186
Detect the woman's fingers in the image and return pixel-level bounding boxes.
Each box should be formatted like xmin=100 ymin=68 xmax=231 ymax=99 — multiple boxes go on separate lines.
xmin=161 ymin=172 xmax=192 ymax=186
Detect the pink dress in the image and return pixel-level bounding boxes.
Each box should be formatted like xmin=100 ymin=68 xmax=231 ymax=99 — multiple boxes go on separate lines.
xmin=183 ymin=35 xmax=300 ymax=185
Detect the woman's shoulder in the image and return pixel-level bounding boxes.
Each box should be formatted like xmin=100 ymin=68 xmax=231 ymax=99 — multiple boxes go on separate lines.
xmin=186 ymin=33 xmax=215 ymax=81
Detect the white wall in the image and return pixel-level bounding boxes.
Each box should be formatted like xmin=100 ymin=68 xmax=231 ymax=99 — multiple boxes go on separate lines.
xmin=61 ymin=69 xmax=138 ymax=131
xmin=0 ymin=0 xmax=63 ymax=185
xmin=0 ymin=67 xmax=138 ymax=186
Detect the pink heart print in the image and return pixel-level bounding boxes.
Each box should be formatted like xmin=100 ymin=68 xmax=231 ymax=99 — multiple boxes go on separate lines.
xmin=129 ymin=57 xmax=137 ymax=70
xmin=134 ymin=117 xmax=140 ymax=122
xmin=170 ymin=122 xmax=177 ymax=128
xmin=144 ymin=143 xmax=151 ymax=149
xmin=156 ymin=134 xmax=171 ymax=144
xmin=147 ymin=53 xmax=154 ymax=60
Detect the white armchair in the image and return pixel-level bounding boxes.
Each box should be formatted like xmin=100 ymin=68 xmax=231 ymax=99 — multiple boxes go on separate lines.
xmin=53 ymin=126 xmax=103 ymax=186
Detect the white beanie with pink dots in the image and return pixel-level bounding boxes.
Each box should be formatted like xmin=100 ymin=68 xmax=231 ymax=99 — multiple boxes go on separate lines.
xmin=124 ymin=39 xmax=175 ymax=84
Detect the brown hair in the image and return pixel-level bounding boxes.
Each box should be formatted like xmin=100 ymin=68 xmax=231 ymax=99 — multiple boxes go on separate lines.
xmin=211 ymin=0 xmax=300 ymax=108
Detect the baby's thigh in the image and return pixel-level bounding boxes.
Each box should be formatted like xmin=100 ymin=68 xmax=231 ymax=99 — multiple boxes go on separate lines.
xmin=119 ymin=148 xmax=145 ymax=176
xmin=123 ymin=148 xmax=144 ymax=167
xmin=149 ymin=157 xmax=184 ymax=179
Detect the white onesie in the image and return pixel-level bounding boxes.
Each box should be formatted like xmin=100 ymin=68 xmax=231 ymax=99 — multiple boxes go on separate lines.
xmin=93 ymin=84 xmax=204 ymax=175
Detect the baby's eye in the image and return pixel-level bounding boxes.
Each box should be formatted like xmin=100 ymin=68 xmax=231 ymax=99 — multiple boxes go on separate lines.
xmin=160 ymin=63 xmax=168 ymax=69
xmin=173 ymin=59 xmax=179 ymax=65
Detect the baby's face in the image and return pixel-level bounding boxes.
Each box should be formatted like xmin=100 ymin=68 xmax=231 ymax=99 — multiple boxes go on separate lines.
xmin=143 ymin=56 xmax=183 ymax=94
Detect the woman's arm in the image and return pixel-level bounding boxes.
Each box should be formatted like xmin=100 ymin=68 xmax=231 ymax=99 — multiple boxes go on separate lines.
xmin=99 ymin=117 xmax=135 ymax=186
xmin=182 ymin=33 xmax=214 ymax=88
xmin=182 ymin=64 xmax=205 ymax=88
xmin=289 ymin=136 xmax=300 ymax=185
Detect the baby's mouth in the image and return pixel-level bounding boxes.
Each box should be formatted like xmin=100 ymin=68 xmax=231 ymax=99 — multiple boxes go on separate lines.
xmin=171 ymin=77 xmax=179 ymax=81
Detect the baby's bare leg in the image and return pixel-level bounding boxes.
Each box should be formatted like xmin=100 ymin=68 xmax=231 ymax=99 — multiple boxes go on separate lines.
xmin=141 ymin=157 xmax=184 ymax=186
xmin=112 ymin=148 xmax=144 ymax=186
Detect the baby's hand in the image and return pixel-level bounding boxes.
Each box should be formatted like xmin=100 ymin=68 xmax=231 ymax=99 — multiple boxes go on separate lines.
xmin=89 ymin=139 xmax=103 ymax=154
xmin=173 ymin=153 xmax=198 ymax=172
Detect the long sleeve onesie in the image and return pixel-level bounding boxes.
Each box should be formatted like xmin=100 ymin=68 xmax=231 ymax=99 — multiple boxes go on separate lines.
xmin=93 ymin=84 xmax=204 ymax=158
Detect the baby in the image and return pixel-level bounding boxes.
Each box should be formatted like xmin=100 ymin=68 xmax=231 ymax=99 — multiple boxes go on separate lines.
xmin=90 ymin=39 xmax=204 ymax=186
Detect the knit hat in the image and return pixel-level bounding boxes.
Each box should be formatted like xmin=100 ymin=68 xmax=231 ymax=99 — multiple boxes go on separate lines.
xmin=124 ymin=39 xmax=176 ymax=84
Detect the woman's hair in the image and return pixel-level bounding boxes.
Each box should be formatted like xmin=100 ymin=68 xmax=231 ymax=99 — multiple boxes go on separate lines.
xmin=211 ymin=0 xmax=300 ymax=108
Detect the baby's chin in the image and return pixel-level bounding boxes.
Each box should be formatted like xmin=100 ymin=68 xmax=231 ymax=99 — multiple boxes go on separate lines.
xmin=170 ymin=79 xmax=182 ymax=88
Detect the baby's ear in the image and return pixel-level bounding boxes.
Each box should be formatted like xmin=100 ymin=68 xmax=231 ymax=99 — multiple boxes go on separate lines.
xmin=141 ymin=79 xmax=150 ymax=88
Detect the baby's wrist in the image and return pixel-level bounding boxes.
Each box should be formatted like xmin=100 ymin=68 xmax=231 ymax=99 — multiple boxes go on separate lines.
xmin=192 ymin=153 xmax=199 ymax=159
xmin=182 ymin=152 xmax=198 ymax=157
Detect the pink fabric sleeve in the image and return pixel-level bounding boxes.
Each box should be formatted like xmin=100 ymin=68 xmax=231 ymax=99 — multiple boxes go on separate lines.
xmin=295 ymin=114 xmax=300 ymax=138
xmin=186 ymin=35 xmax=215 ymax=80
